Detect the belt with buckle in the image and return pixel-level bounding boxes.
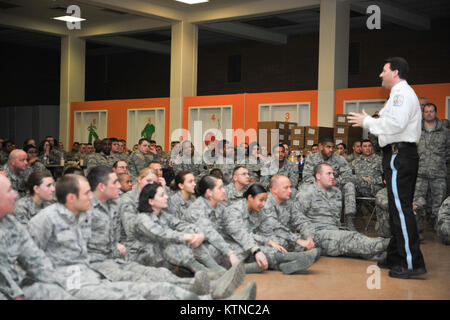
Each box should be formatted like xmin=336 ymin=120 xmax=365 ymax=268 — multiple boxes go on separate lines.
xmin=388 ymin=142 xmax=416 ymax=154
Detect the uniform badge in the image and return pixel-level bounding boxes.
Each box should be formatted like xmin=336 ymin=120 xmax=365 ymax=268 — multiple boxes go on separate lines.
xmin=139 ymin=155 xmax=144 ymax=160
xmin=393 ymin=94 xmax=404 ymax=106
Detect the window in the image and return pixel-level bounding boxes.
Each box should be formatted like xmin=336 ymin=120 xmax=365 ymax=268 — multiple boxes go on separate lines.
xmin=74 ymin=110 xmax=107 ymax=144
xmin=127 ymin=108 xmax=165 ymax=149
xmin=258 ymin=102 xmax=311 ymax=126
xmin=344 ymin=99 xmax=386 ymax=138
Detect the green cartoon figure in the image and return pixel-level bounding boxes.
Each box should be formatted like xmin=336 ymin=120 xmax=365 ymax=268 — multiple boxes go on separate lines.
xmin=141 ymin=117 xmax=155 ymax=140
xmin=88 ymin=119 xmax=99 ymax=144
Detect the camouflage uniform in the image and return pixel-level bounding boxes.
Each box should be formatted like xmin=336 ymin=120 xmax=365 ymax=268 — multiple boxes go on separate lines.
xmin=86 ymin=152 xmax=114 ymax=175
xmin=49 ymin=148 xmax=63 ymax=165
xmin=260 ymin=192 xmax=301 ymax=234
xmin=86 ymin=194 xmax=200 ymax=291
xmin=436 ymin=196 xmax=450 ymax=245
xmin=13 ymin=196 xmax=54 ymax=226
xmin=368 ymin=132 xmax=382 ymax=155
xmin=110 ymin=152 xmax=129 ymax=164
xmin=302 ymin=152 xmax=357 ymax=217
xmin=292 ymin=182 xmax=389 ymax=260
xmin=119 ymin=188 xmax=166 ymax=267
xmin=173 ymin=152 xmax=208 ymax=182
xmin=246 ymin=156 xmax=264 ymax=183
xmin=167 ymin=190 xmax=195 ymax=220
xmin=413 ymin=119 xmax=450 ymax=226
xmin=212 ymin=156 xmax=236 ymax=185
xmin=0 ymin=214 xmax=75 ymax=300
xmin=28 ymin=203 xmax=201 ymax=300
xmin=374 ymin=188 xmax=391 ymax=238
xmin=1 ymin=164 xmax=30 ymax=198
xmin=221 ymin=199 xmax=307 ymax=268
xmin=344 ymin=153 xmax=361 ymax=164
xmin=183 ymin=197 xmax=236 ymax=265
xmin=351 ymin=153 xmax=384 ymax=197
xmin=28 ymin=159 xmax=49 ymax=173
xmin=66 ymin=151 xmax=81 ymax=162
xmin=224 ymin=182 xmax=247 ymax=203
xmin=260 ymin=158 xmax=299 ymax=190
xmin=128 ymin=150 xmax=150 ymax=180
xmin=0 ymin=150 xmax=8 ymax=166
xmin=133 ymin=210 xmax=219 ymax=272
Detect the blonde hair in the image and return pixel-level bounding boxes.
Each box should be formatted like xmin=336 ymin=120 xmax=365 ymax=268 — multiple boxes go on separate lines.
xmin=138 ymin=167 xmax=157 ymax=180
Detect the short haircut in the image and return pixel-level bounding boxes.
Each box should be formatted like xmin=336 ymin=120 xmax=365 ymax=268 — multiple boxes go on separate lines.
xmin=87 ymin=165 xmax=113 ymax=191
xmin=195 ymin=175 xmax=218 ymax=197
xmin=149 ymin=160 xmax=161 ymax=166
xmin=138 ymin=183 xmax=162 ymax=213
xmin=312 ymin=144 xmax=319 ymax=148
xmin=360 ymin=139 xmax=372 ymax=145
xmin=26 ymin=170 xmax=53 ymax=195
xmin=243 ymin=183 xmax=267 ymax=199
xmin=319 ymin=137 xmax=334 ymax=145
xmin=268 ymin=174 xmax=288 ymax=190
xmin=209 ymin=168 xmax=223 ymax=179
xmin=232 ymin=165 xmax=247 ymax=176
xmin=110 ymin=137 xmax=118 ymax=143
xmin=336 ymin=143 xmax=347 ymax=149
xmin=112 ymin=160 xmax=127 ymax=169
xmin=138 ymin=138 xmax=150 ymax=145
xmin=385 ymin=57 xmax=409 ymax=80
xmin=148 ymin=140 xmax=156 ymax=144
xmin=423 ymin=103 xmax=437 ymax=112
xmin=55 ymin=174 xmax=83 ymax=204
xmin=63 ymin=166 xmax=85 ymax=176
xmin=313 ymin=163 xmax=332 ymax=178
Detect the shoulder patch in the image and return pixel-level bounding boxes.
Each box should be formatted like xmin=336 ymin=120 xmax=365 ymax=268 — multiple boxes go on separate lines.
xmin=138 ymin=155 xmax=144 ymax=160
xmin=393 ymin=94 xmax=404 ymax=106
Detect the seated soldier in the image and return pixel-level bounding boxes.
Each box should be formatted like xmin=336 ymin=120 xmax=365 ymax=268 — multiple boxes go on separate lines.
xmin=27 ymin=174 xmax=235 ymax=300
xmin=351 ymin=139 xmax=384 ymax=197
xmin=260 ymin=144 xmax=299 ymax=192
xmin=246 ymin=142 xmax=265 ymax=183
xmin=302 ymin=137 xmax=357 ymax=231
xmin=0 ymin=174 xmax=74 ymax=300
xmin=85 ymin=166 xmax=250 ymax=299
xmin=182 ymin=175 xmax=241 ymax=268
xmin=86 ymin=138 xmax=114 ymax=175
xmin=168 ymin=170 xmax=196 ymax=220
xmin=218 ymin=183 xmax=319 ymax=274
xmin=292 ymin=163 xmax=389 ymax=261
xmin=118 ymin=172 xmax=133 ymax=195
xmin=172 ymin=140 xmax=207 ymax=182
xmin=13 ymin=171 xmax=55 ymax=226
xmin=224 ymin=166 xmax=250 ymax=203
xmin=1 ymin=149 xmax=31 ymax=198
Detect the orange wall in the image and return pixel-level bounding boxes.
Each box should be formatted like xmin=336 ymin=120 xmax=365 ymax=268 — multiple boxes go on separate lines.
xmin=70 ymin=98 xmax=170 ymax=151
xmin=336 ymin=83 xmax=450 ymax=119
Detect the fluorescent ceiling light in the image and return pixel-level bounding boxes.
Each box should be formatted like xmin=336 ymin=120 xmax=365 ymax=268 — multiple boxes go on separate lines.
xmin=175 ymin=0 xmax=209 ymax=4
xmin=53 ymin=16 xmax=86 ymax=22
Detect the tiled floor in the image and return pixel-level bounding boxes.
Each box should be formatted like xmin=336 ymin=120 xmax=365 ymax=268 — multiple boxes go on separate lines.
xmin=239 ymin=216 xmax=450 ymax=300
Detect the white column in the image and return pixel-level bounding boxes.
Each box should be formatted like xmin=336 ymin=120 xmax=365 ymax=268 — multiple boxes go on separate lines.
xmin=59 ymin=35 xmax=85 ymax=147
xmin=169 ymin=21 xmax=198 ymax=140
xmin=317 ymin=0 xmax=350 ymax=126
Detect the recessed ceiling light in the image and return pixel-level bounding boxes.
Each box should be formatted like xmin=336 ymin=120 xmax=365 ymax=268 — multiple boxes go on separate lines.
xmin=53 ymin=15 xmax=86 ymax=22
xmin=175 ymin=0 xmax=209 ymax=4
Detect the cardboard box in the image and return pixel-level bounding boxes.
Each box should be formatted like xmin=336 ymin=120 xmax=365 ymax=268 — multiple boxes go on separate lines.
xmin=335 ymin=136 xmax=361 ymax=149
xmin=291 ymin=126 xmax=305 ymax=137
xmin=333 ymin=125 xmax=363 ymax=138
xmin=290 ymin=137 xmax=305 ymax=149
xmin=305 ymin=126 xmax=334 ymax=142
xmin=305 ymin=137 xmax=318 ymax=147
xmin=334 ymin=114 xmax=351 ymax=126
xmin=257 ymin=128 xmax=289 ymax=155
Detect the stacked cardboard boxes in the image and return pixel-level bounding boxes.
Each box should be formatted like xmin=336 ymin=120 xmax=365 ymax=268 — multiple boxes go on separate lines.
xmin=257 ymin=121 xmax=297 ymax=153
xmin=290 ymin=126 xmax=305 ymax=152
xmin=333 ymin=114 xmax=363 ymax=149
xmin=304 ymin=126 xmax=334 ymax=152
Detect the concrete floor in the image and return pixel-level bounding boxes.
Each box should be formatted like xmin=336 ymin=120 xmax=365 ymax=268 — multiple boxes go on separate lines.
xmin=239 ymin=216 xmax=450 ymax=300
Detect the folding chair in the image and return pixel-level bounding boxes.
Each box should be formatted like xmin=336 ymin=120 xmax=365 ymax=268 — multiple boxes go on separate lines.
xmin=356 ymin=197 xmax=377 ymax=232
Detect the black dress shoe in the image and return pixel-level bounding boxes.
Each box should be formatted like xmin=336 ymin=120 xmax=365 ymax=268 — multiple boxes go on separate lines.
xmin=377 ymin=259 xmax=390 ymax=270
xmin=388 ymin=266 xmax=427 ymax=279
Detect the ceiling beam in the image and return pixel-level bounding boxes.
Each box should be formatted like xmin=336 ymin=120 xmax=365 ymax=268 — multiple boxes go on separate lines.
xmin=201 ymin=22 xmax=287 ymax=45
xmin=73 ymin=17 xmax=170 ymax=38
xmin=0 ymin=13 xmax=68 ymax=36
xmin=77 ymin=0 xmax=185 ymax=22
xmin=351 ymin=0 xmax=430 ymax=30
xmin=89 ymin=35 xmax=170 ymax=54
xmin=187 ymin=0 xmax=320 ymax=23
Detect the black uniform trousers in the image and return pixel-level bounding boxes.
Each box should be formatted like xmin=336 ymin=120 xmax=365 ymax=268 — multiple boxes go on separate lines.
xmin=382 ymin=143 xmax=425 ymax=270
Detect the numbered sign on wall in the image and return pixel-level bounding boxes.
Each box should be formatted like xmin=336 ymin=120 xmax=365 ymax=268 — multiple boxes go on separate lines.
xmin=259 ymin=103 xmax=310 ymax=126
xmin=74 ymin=110 xmax=108 ymax=144
xmin=127 ymin=108 xmax=165 ymax=150
xmin=189 ymin=105 xmax=232 ymax=148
